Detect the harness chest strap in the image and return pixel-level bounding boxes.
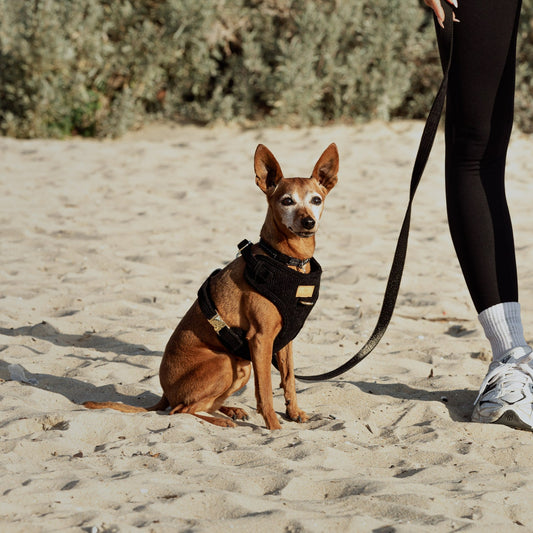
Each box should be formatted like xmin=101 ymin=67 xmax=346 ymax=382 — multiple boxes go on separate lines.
xmin=197 ymin=269 xmax=252 ymax=361
xmin=197 ymin=240 xmax=321 ymax=366
xmin=239 ymin=240 xmax=321 ymax=354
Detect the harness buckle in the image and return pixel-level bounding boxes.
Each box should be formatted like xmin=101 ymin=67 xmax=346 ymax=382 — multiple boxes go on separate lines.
xmin=208 ymin=312 xmax=228 ymax=334
xmin=236 ymin=239 xmax=252 ymax=258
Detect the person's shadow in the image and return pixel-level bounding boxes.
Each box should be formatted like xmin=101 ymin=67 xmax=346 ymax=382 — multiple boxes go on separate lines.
xmin=298 ymin=378 xmax=477 ymax=424
xmin=0 ymin=321 xmax=162 ymax=407
xmin=365 ymin=380 xmax=475 ymax=423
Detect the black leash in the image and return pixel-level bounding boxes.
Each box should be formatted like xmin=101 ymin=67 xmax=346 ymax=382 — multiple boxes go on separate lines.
xmin=296 ymin=7 xmax=454 ymax=382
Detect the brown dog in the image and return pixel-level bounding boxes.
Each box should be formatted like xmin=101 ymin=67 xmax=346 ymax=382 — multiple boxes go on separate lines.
xmin=84 ymin=144 xmax=338 ymax=429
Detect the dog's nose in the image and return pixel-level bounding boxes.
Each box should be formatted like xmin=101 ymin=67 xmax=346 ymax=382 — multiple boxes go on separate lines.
xmin=302 ymin=217 xmax=315 ymax=230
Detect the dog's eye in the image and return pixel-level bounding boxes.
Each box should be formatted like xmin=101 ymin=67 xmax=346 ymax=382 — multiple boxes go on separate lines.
xmin=311 ymin=196 xmax=322 ymax=206
xmin=281 ymin=197 xmax=295 ymax=206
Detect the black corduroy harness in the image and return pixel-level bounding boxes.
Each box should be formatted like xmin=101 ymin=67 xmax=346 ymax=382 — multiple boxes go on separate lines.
xmin=197 ymin=240 xmax=322 ymax=366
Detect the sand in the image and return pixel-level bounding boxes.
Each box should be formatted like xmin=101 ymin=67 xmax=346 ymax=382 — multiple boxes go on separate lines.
xmin=1 ymin=121 xmax=533 ymax=532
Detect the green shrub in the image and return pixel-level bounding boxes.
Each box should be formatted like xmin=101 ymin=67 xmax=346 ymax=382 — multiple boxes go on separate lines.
xmin=0 ymin=0 xmax=532 ymax=138
xmin=516 ymin=0 xmax=533 ymax=133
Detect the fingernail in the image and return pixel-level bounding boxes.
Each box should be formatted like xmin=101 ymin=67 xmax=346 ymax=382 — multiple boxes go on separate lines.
xmin=451 ymin=0 xmax=458 ymax=7
xmin=438 ymin=17 xmax=445 ymax=28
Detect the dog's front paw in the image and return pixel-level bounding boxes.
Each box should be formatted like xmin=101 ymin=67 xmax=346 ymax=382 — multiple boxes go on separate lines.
xmin=261 ymin=412 xmax=282 ymax=430
xmin=286 ymin=407 xmax=309 ymax=423
xmin=266 ymin=419 xmax=282 ymax=430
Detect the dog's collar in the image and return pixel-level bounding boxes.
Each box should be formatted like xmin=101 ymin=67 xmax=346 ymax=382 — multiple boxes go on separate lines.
xmin=255 ymin=238 xmax=311 ymax=270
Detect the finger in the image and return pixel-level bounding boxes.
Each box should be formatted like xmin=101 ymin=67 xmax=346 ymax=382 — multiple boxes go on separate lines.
xmin=425 ymin=0 xmax=446 ymax=28
xmin=444 ymin=0 xmax=460 ymax=23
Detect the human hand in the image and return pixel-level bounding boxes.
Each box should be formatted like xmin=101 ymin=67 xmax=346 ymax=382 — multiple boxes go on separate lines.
xmin=423 ymin=0 xmax=458 ymax=28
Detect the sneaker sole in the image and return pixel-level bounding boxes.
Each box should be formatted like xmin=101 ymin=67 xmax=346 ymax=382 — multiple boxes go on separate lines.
xmin=494 ymin=410 xmax=533 ymax=431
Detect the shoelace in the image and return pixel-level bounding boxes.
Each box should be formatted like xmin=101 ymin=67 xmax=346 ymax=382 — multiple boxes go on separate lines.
xmin=474 ymin=357 xmax=533 ymax=406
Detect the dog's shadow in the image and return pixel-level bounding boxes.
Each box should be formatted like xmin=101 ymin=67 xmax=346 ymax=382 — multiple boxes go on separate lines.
xmin=0 ymin=358 xmax=161 ymax=407
xmin=1 ymin=322 xmax=476 ymax=424
xmin=0 ymin=322 xmax=162 ymax=407
xmin=0 ymin=322 xmax=159 ymax=357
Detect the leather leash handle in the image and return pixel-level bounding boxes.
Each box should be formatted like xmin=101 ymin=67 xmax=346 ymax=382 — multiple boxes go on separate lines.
xmin=296 ymin=5 xmax=455 ymax=381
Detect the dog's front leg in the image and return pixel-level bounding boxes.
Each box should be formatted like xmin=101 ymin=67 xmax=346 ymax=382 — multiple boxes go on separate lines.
xmin=276 ymin=342 xmax=309 ymax=423
xmin=249 ymin=335 xmax=282 ymax=430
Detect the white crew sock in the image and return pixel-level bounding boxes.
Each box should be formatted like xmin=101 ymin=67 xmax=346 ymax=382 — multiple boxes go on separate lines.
xmin=478 ymin=302 xmax=531 ymax=362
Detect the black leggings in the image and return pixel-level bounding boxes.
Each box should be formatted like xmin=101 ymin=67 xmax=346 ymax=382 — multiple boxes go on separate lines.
xmin=435 ymin=0 xmax=522 ymax=313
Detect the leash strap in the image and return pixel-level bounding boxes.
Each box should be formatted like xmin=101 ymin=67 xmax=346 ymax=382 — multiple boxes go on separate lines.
xmin=296 ymin=7 xmax=454 ymax=381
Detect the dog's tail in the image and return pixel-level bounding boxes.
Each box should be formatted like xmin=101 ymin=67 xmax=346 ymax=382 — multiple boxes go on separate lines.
xmin=82 ymin=395 xmax=169 ymax=413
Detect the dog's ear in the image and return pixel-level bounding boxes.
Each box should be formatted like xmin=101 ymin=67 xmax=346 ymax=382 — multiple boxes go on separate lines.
xmin=311 ymin=143 xmax=339 ymax=193
xmin=255 ymin=144 xmax=284 ymax=193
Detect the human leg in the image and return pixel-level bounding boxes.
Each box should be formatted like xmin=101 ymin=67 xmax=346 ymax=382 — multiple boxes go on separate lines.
xmin=438 ymin=0 xmax=522 ymax=313
xmin=435 ymin=0 xmax=533 ymax=429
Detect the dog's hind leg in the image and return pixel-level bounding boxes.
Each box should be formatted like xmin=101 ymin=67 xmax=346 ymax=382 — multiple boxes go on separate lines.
xmin=218 ymin=358 xmax=252 ymax=420
xmin=146 ymin=395 xmax=170 ymax=411
xmin=165 ymin=354 xmax=251 ymax=427
xmin=169 ymin=403 xmax=237 ymax=427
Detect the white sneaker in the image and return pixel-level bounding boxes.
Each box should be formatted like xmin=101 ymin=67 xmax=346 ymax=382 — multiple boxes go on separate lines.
xmin=472 ymin=347 xmax=533 ymax=430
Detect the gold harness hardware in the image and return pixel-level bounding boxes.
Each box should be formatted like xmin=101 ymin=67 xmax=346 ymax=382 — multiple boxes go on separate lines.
xmin=208 ymin=312 xmax=228 ymax=334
